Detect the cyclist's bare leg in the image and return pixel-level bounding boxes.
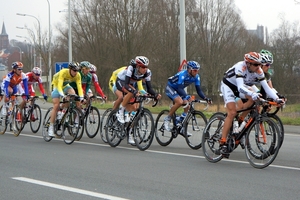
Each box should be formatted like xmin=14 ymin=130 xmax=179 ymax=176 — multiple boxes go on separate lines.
xmin=50 ymin=97 xmax=60 ymax=124
xmin=221 ymin=102 xmax=237 ymax=144
xmin=113 ymin=90 xmax=123 ymax=110
xmin=168 ymin=96 xmax=184 ymax=117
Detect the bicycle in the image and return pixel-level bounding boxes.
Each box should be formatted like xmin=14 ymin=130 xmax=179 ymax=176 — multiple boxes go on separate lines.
xmin=105 ymin=95 xmax=158 ymax=151
xmin=155 ymin=99 xmax=208 ymax=150
xmin=0 ymin=95 xmax=21 ymax=135
xmin=202 ymin=98 xmax=282 ymax=169
xmin=42 ymin=94 xmax=83 ymax=145
xmin=12 ymin=96 xmax=44 ymax=137
xmin=75 ymin=95 xmax=104 ymax=140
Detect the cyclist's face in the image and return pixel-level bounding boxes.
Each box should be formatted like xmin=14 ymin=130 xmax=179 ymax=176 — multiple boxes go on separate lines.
xmin=188 ymin=68 xmax=199 ymax=77
xmin=70 ymin=69 xmax=78 ymax=77
xmin=81 ymin=67 xmax=89 ymax=75
xmin=15 ymin=68 xmax=23 ymax=76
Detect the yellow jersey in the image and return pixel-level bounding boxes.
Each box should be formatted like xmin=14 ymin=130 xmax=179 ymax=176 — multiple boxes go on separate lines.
xmin=52 ymin=68 xmax=84 ymax=97
xmin=109 ymin=66 xmax=146 ymax=93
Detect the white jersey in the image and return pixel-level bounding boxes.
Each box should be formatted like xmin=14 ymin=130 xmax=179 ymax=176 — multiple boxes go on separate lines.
xmin=222 ymin=61 xmax=278 ymax=102
xmin=117 ymin=65 xmax=151 ymax=84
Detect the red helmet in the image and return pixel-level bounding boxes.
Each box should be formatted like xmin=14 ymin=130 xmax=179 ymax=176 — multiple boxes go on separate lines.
xmin=244 ymin=52 xmax=262 ymax=64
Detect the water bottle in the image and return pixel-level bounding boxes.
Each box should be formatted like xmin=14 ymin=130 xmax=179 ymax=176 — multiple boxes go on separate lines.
xmin=130 ymin=111 xmax=136 ymax=121
xmin=175 ymin=116 xmax=181 ymax=125
xmin=57 ymin=110 xmax=63 ymax=120
xmin=124 ymin=112 xmax=130 ymax=122
xmin=233 ymin=120 xmax=239 ymax=134
xmin=179 ymin=113 xmax=187 ymax=122
xmin=238 ymin=120 xmax=247 ymax=132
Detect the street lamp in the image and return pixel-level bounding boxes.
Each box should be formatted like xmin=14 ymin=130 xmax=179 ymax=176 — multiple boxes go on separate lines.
xmin=16 ymin=26 xmax=38 ymax=68
xmin=46 ymin=0 xmax=52 ymax=93
xmin=16 ymin=35 xmax=35 ymax=67
xmin=16 ymin=13 xmax=42 ymax=68
xmin=68 ymin=0 xmax=72 ymax=62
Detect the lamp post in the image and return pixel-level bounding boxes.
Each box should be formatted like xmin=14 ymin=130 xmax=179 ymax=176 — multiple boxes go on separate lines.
xmin=16 ymin=26 xmax=37 ymax=68
xmin=46 ymin=0 xmax=52 ymax=93
xmin=16 ymin=35 xmax=36 ymax=67
xmin=16 ymin=13 xmax=42 ymax=68
xmin=68 ymin=0 xmax=72 ymax=62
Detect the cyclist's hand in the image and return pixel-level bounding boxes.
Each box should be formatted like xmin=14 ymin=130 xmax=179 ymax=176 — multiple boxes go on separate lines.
xmin=154 ymin=93 xmax=161 ymax=100
xmin=204 ymin=97 xmax=212 ymax=104
xmin=102 ymin=95 xmax=107 ymax=101
xmin=251 ymin=92 xmax=261 ymax=100
xmin=43 ymin=94 xmax=48 ymax=101
xmin=276 ymin=98 xmax=285 ymax=105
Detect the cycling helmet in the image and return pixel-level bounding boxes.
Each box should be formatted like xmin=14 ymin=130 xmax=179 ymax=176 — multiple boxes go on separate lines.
xmin=260 ymin=49 xmax=273 ymax=64
xmin=89 ymin=64 xmax=97 ymax=73
xmin=79 ymin=61 xmax=91 ymax=69
xmin=135 ymin=56 xmax=149 ymax=67
xmin=32 ymin=67 xmax=42 ymax=75
xmin=244 ymin=52 xmax=262 ymax=64
xmin=12 ymin=61 xmax=23 ymax=69
xmin=187 ymin=61 xmax=200 ymax=70
xmin=68 ymin=62 xmax=80 ymax=71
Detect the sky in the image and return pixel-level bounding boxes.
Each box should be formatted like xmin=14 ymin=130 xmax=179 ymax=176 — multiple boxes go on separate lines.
xmin=1 ymin=0 xmax=300 ymax=42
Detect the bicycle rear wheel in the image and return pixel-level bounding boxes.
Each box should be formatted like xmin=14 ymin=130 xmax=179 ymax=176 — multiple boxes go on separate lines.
xmin=184 ymin=110 xmax=207 ymax=150
xmin=245 ymin=117 xmax=281 ymax=169
xmin=99 ymin=108 xmax=112 ymax=143
xmin=155 ymin=110 xmax=173 ymax=146
xmin=268 ymin=114 xmax=284 ymax=149
xmin=133 ymin=109 xmax=155 ymax=151
xmin=202 ymin=114 xmax=224 ymax=163
xmin=85 ymin=106 xmax=100 ymax=138
xmin=63 ymin=108 xmax=81 ymax=144
xmin=0 ymin=105 xmax=8 ymax=135
xmin=105 ymin=110 xmax=123 ymax=147
xmin=30 ymin=104 xmax=42 ymax=133
xmin=42 ymin=107 xmax=53 ymax=142
xmin=75 ymin=108 xmax=85 ymax=141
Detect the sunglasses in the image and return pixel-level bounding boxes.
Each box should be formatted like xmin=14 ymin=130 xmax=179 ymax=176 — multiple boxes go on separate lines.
xmin=17 ymin=68 xmax=23 ymax=71
xmin=192 ymin=69 xmax=199 ymax=72
xmin=265 ymin=63 xmax=271 ymax=67
xmin=251 ymin=63 xmax=261 ymax=67
xmin=35 ymin=74 xmax=41 ymax=76
xmin=72 ymin=69 xmax=78 ymax=72
xmin=139 ymin=66 xmax=148 ymax=69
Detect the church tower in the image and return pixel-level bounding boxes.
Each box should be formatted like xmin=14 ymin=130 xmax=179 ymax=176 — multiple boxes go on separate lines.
xmin=0 ymin=22 xmax=9 ymax=50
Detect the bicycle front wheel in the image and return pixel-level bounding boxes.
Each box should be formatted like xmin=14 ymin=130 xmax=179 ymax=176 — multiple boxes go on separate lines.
xmin=268 ymin=114 xmax=284 ymax=150
xmin=42 ymin=107 xmax=53 ymax=142
xmin=99 ymin=108 xmax=113 ymax=143
xmin=62 ymin=108 xmax=82 ymax=144
xmin=13 ymin=106 xmax=25 ymax=137
xmin=245 ymin=117 xmax=281 ymax=169
xmin=184 ymin=110 xmax=207 ymax=150
xmin=155 ymin=110 xmax=173 ymax=146
xmin=133 ymin=109 xmax=155 ymax=151
xmin=30 ymin=104 xmax=42 ymax=133
xmin=202 ymin=114 xmax=224 ymax=163
xmin=85 ymin=106 xmax=101 ymax=138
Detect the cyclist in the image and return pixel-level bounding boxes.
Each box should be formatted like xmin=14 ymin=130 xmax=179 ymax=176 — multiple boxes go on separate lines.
xmin=163 ymin=61 xmax=212 ymax=132
xmin=87 ymin=63 xmax=107 ymax=100
xmin=23 ymin=67 xmax=48 ymax=101
xmin=115 ymin=56 xmax=161 ymax=144
xmin=1 ymin=62 xmax=29 ymax=116
xmin=109 ymin=65 xmax=147 ymax=110
xmin=48 ymin=62 xmax=84 ymax=137
xmin=219 ymin=52 xmax=285 ymax=156
xmin=70 ymin=61 xmax=92 ymax=97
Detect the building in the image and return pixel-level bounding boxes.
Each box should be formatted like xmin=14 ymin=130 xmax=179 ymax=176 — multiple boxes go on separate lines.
xmin=0 ymin=21 xmax=10 ymax=67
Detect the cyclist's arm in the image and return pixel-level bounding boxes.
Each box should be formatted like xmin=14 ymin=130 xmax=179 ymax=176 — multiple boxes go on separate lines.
xmin=195 ymin=85 xmax=206 ymax=99
xmin=145 ymin=80 xmax=156 ymax=96
xmin=260 ymin=80 xmax=278 ymax=100
xmin=75 ymin=75 xmax=84 ymax=98
xmin=137 ymin=80 xmax=147 ymax=94
xmin=22 ymin=77 xmax=29 ymax=97
xmin=37 ymin=78 xmax=46 ymax=95
xmin=236 ymin=77 xmax=254 ymax=96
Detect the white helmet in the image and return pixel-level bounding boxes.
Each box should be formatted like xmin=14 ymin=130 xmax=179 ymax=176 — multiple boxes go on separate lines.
xmin=89 ymin=64 xmax=97 ymax=73
xmin=32 ymin=67 xmax=42 ymax=75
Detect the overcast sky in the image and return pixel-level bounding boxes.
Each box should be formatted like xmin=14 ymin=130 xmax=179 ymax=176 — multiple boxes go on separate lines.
xmin=1 ymin=0 xmax=300 ymax=42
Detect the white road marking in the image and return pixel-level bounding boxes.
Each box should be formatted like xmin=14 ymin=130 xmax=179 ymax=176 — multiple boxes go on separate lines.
xmin=12 ymin=177 xmax=130 ymax=200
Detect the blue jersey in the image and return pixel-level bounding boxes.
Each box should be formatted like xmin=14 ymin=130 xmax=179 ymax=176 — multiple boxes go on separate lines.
xmin=168 ymin=70 xmax=200 ymax=88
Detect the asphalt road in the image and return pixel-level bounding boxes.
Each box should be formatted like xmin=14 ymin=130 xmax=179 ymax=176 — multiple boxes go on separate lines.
xmin=0 ymin=102 xmax=299 ymax=200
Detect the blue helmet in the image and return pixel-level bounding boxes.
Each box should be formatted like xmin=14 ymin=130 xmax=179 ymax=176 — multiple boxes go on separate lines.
xmin=187 ymin=61 xmax=200 ymax=70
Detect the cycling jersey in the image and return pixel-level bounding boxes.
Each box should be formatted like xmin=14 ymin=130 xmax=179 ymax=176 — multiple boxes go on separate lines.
xmin=1 ymin=71 xmax=29 ymax=97
xmin=109 ymin=66 xmax=146 ymax=94
xmin=90 ymin=72 xmax=105 ymax=97
xmin=221 ymin=61 xmax=278 ymax=103
xmin=52 ymin=68 xmax=83 ymax=97
xmin=24 ymin=72 xmax=45 ymax=96
xmin=116 ymin=65 xmax=156 ymax=95
xmin=69 ymin=71 xmax=92 ymax=95
xmin=166 ymin=69 xmax=206 ymax=100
